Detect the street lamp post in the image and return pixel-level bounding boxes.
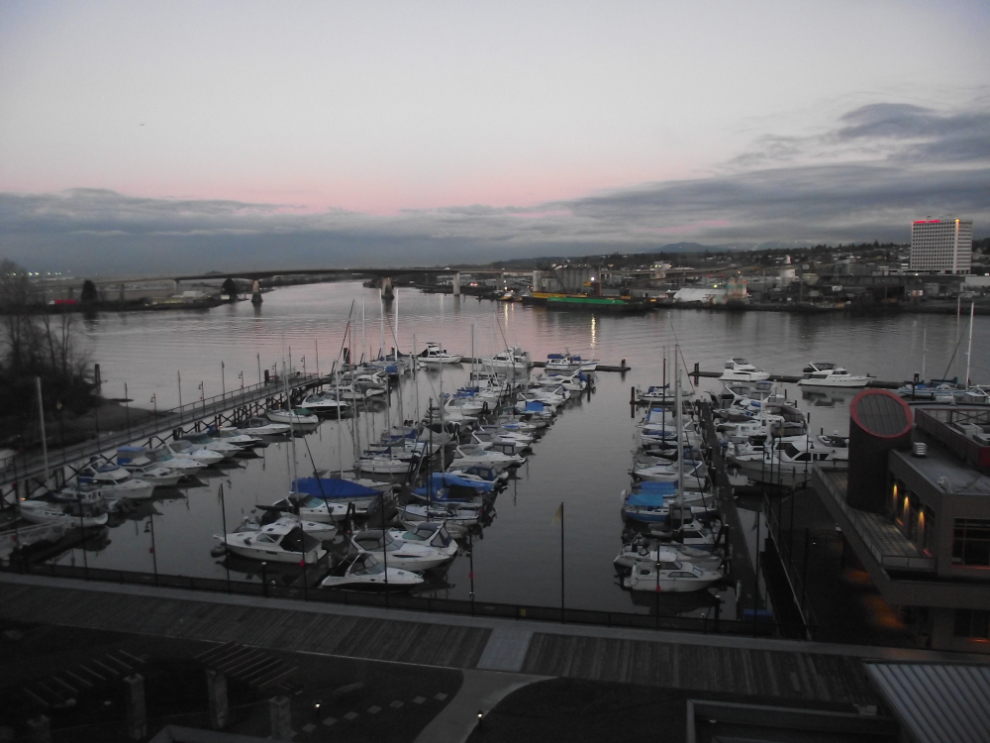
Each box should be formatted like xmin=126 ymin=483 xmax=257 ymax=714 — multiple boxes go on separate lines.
xmin=56 ymin=400 xmax=65 ymax=455
xmin=199 ymin=382 xmax=205 ymax=414
xmin=239 ymin=371 xmax=244 ymax=390
xmin=221 ymin=361 xmax=226 ymax=404
xmin=124 ymin=382 xmax=131 ymax=431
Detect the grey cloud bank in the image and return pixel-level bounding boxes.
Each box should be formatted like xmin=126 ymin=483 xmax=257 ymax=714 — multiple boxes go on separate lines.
xmin=2 ymin=101 xmax=988 ymax=275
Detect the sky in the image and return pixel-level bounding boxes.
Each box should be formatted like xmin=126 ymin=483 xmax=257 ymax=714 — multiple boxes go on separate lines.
xmin=1 ymin=0 xmax=989 ymax=274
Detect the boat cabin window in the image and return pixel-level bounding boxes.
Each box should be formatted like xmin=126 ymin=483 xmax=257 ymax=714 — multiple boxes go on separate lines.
xmin=431 ymin=530 xmax=453 ymax=548
xmin=254 ymin=534 xmax=277 ymax=544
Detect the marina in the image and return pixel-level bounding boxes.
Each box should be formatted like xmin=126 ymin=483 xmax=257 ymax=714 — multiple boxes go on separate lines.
xmin=2 ymin=280 xmax=988 ymax=633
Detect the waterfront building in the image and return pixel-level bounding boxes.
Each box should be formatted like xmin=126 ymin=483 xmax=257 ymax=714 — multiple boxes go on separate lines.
xmin=909 ymin=218 xmax=973 ymax=274
xmin=814 ymin=391 xmax=990 ymax=654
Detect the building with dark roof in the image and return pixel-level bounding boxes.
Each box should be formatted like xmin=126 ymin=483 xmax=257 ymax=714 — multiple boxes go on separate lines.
xmin=814 ymin=392 xmax=990 ymax=654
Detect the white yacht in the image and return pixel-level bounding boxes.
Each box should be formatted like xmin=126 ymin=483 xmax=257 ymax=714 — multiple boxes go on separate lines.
xmin=234 ymin=513 xmax=337 ymax=542
xmin=484 ymin=346 xmax=532 ymax=373
xmin=300 ymin=391 xmax=352 ymax=417
xmin=180 ymin=432 xmax=245 ymax=459
xmin=319 ymin=553 xmax=424 ymax=591
xmin=164 ymin=440 xmax=226 ymax=467
xmin=420 ymin=343 xmax=462 ymax=365
xmin=798 ymin=362 xmax=870 ymax=388
xmin=621 ymin=555 xmax=724 ymax=593
xmin=265 ymin=408 xmax=320 ymax=432
xmin=214 ymin=521 xmax=326 ymax=563
xmin=719 ymin=358 xmax=771 ymax=382
xmin=236 ymin=418 xmax=292 ymax=436
xmin=147 ymin=445 xmax=210 ymax=475
xmin=76 ymin=465 xmax=155 ymax=500
xmin=19 ymin=498 xmax=108 ymax=528
xmin=349 ymin=528 xmax=455 ymax=572
xmin=451 ymin=443 xmax=526 ymax=469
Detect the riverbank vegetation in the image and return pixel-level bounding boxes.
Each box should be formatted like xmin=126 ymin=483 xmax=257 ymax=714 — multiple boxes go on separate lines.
xmin=0 ymin=260 xmax=96 ymax=448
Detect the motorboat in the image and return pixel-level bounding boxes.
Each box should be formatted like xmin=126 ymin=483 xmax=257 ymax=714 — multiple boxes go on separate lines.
xmin=146 ymin=446 xmax=208 ymax=475
xmin=484 ymin=346 xmax=532 ymax=373
xmin=416 ymin=470 xmax=498 ymax=496
xmin=115 ymin=446 xmax=154 ymax=469
xmin=319 ymin=553 xmax=424 ymax=591
xmin=265 ymin=494 xmax=367 ymax=523
xmin=124 ymin=463 xmax=184 ymax=489
xmin=545 ymin=352 xmax=598 ymax=373
xmin=349 ymin=528 xmax=455 ymax=572
xmin=895 ymin=379 xmax=961 ymax=401
xmin=621 ymin=556 xmax=724 ymax=593
xmin=401 ymin=500 xmax=491 ymax=527
xmin=446 ymin=464 xmax=510 ymax=483
xmin=470 ymin=431 xmax=531 ymax=456
xmin=632 ymin=459 xmax=708 ymax=483
xmin=798 ymin=362 xmax=870 ymax=388
xmin=613 ymin=539 xmax=723 ymax=578
xmin=236 ymin=417 xmax=292 ymax=436
xmin=534 ymin=371 xmax=588 ymax=395
xmin=818 ymin=431 xmax=849 ymax=449
xmin=214 ymin=521 xmax=326 ymax=564
xmin=210 ymin=427 xmax=264 ymax=447
xmin=719 ymin=358 xmax=771 ymax=382
xmin=419 ymin=343 xmax=462 ymax=365
xmin=19 ymin=497 xmax=108 ymax=528
xmin=235 ymin=513 xmax=337 ymax=542
xmin=265 ymin=407 xmax=321 ymax=432
xmin=267 ymin=477 xmax=387 ymax=522
xmin=635 ymin=385 xmax=692 ymax=405
xmin=355 ymin=448 xmax=421 ymax=475
xmin=727 ymin=439 xmax=848 ymax=487
xmin=164 ymin=440 xmax=226 ymax=467
xmin=451 ymin=444 xmax=526 ymax=470
xmin=76 ymin=466 xmax=156 ymax=500
xmin=300 ymin=391 xmax=352 ymax=417
xmin=621 ymin=484 xmax=718 ymax=522
xmin=387 ymin=522 xmax=458 ymax=559
xmin=478 ymin=424 xmax=534 ymax=447
xmin=332 ymin=384 xmax=386 ymax=403
xmin=180 ymin=432 xmax=245 ymax=459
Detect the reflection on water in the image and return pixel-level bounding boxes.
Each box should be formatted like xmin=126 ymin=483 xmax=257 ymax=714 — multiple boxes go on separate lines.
xmin=57 ymin=282 xmax=990 ymax=616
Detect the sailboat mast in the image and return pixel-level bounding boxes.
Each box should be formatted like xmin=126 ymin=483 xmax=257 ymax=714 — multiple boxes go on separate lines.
xmin=675 ymin=344 xmax=684 ymax=509
xmin=965 ymin=301 xmax=975 ymax=386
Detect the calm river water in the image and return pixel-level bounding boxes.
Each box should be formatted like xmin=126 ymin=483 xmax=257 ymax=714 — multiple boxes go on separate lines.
xmin=59 ymin=282 xmax=990 ymax=618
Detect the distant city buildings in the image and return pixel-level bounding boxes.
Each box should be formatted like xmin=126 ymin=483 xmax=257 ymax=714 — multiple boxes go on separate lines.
xmin=909 ymin=218 xmax=973 ymax=274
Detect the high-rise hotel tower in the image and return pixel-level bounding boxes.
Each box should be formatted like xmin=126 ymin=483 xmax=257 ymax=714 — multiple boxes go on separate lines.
xmin=909 ymin=218 xmax=973 ymax=274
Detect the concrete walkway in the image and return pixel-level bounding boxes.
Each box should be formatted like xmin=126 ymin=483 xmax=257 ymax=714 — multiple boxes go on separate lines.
xmin=3 ymin=571 xmax=987 ymax=718
xmin=413 ymin=669 xmax=548 ymax=743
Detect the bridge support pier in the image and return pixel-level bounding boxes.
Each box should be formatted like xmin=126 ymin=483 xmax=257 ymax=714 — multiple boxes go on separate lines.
xmin=173 ymin=279 xmax=181 ymax=295
xmin=453 ymin=273 xmax=461 ymax=297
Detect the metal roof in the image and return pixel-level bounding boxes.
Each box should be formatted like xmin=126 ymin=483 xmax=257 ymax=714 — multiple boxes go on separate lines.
xmin=851 ymin=390 xmax=912 ymax=438
xmin=865 ymin=662 xmax=990 ymax=743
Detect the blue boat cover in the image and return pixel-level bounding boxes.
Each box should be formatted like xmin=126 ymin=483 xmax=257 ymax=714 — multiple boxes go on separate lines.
xmin=626 ymin=492 xmax=667 ymax=507
xmin=292 ymin=478 xmax=380 ymax=499
xmin=421 ymin=472 xmax=494 ymax=493
xmin=525 ymin=401 xmax=546 ymax=412
xmin=637 ymin=481 xmax=677 ymax=494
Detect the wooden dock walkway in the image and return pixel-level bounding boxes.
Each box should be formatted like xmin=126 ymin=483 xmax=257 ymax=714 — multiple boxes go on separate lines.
xmin=0 ymin=574 xmax=895 ymax=706
xmin=2 ymin=373 xmax=324 ymax=490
